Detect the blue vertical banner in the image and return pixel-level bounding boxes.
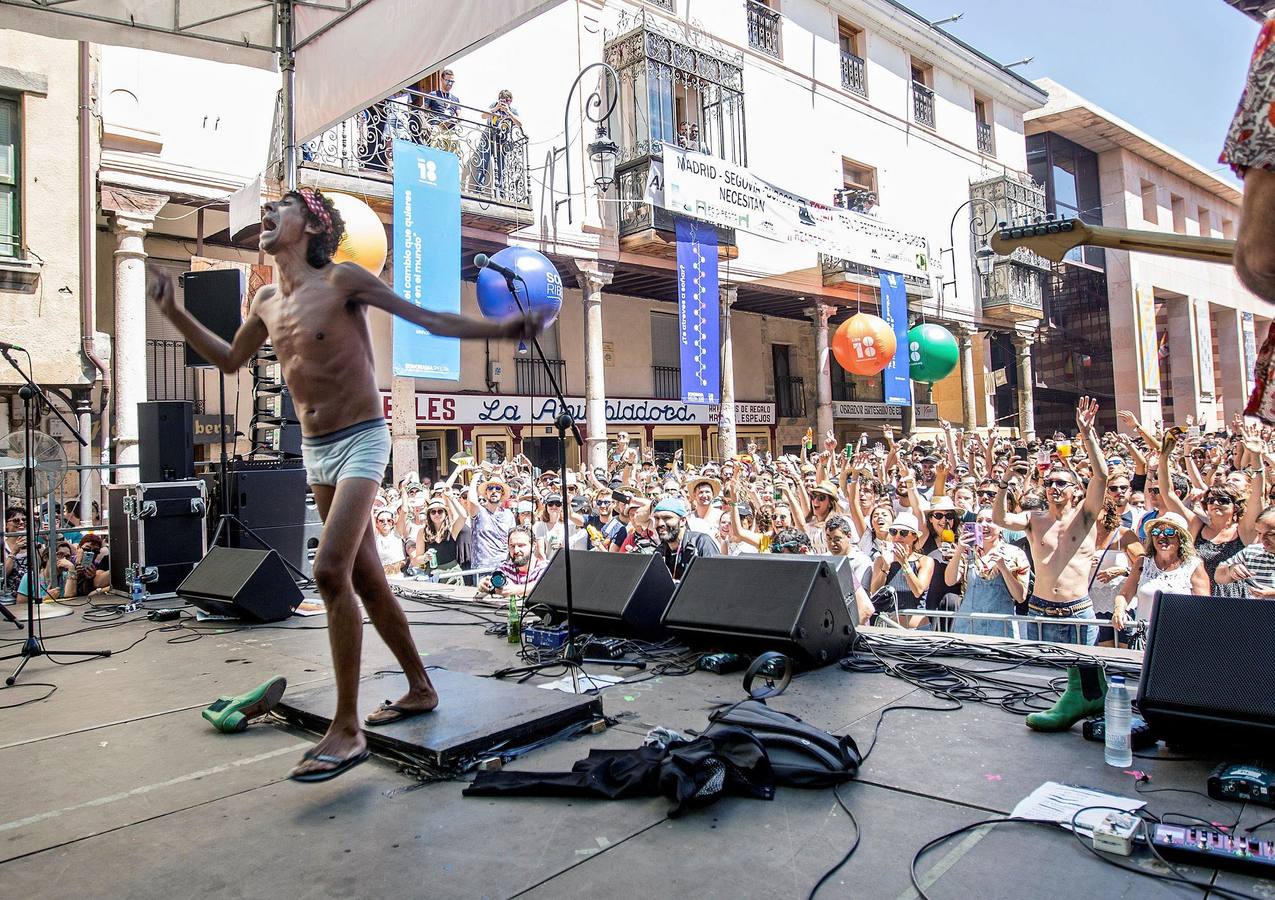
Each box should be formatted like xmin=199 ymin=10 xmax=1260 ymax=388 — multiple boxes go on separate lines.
xmin=675 ymin=217 xmax=720 ymax=404
xmin=392 ymin=139 xmax=460 ymax=380
xmin=879 ymin=270 xmax=911 ymax=406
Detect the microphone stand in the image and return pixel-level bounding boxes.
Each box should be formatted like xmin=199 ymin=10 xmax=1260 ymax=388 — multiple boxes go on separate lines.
xmin=479 ymin=264 xmax=643 ymax=683
xmin=0 ymin=349 xmax=110 ymax=684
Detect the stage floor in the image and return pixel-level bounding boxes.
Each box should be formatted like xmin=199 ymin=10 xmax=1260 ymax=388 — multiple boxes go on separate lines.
xmin=1 ymin=588 xmax=1269 ymax=899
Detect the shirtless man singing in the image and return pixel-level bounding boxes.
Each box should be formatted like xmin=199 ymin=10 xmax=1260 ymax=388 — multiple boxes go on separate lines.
xmin=992 ymin=396 xmax=1108 ymax=645
xmin=149 ymin=189 xmax=547 ymax=781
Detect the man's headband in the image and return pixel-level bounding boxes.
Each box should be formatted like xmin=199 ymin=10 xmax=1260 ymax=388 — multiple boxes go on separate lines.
xmin=297 ymin=188 xmax=334 ymax=235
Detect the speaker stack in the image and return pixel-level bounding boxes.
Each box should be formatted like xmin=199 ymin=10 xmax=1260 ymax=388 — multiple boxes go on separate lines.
xmin=251 ymin=344 xmax=301 ymax=457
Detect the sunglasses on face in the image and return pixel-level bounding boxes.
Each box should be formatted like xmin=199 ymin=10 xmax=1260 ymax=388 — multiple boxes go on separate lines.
xmin=429 ymin=509 xmax=446 ymax=515
xmin=1207 ymin=497 xmax=1234 ymax=506
xmin=888 ymin=528 xmax=914 ymax=536
xmin=1148 ymin=487 xmax=1162 ymax=495
xmin=977 ymin=491 xmax=997 ymax=499
xmin=376 ymin=518 xmax=394 ymax=525
xmin=930 ymin=512 xmax=955 ymax=519
xmin=1107 ymin=485 xmax=1130 ymax=493
xmin=1045 ymin=480 xmax=1073 ymax=489
xmin=1149 ymin=526 xmax=1179 ymax=538
xmin=547 ymin=500 xmax=562 ymax=507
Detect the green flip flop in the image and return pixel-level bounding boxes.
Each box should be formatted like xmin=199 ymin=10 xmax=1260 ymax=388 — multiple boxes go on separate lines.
xmin=202 ymin=675 xmax=288 ymax=734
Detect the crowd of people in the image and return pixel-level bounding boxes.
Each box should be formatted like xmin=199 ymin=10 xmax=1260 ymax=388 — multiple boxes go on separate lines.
xmin=370 ymin=399 xmax=1275 ymax=647
xmin=1 ymin=500 xmax=111 ymax=607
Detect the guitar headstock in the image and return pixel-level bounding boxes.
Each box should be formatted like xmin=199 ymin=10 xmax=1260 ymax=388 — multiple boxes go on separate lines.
xmin=990 ymin=218 xmax=1091 ymax=263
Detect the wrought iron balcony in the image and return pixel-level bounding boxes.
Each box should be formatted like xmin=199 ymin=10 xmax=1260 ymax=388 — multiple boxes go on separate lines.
xmin=298 ymin=90 xmax=531 ymax=209
xmin=977 ymin=121 xmax=994 ymax=155
xmin=980 ymin=260 xmax=1044 ymax=323
xmin=840 ymin=50 xmax=867 ymax=97
xmin=146 ymin=340 xmax=204 ymax=412
xmin=912 ymin=82 xmax=935 ymax=129
xmin=775 ymin=375 xmax=806 ymax=419
xmin=652 ymin=365 xmax=680 ymax=400
xmin=820 ymin=255 xmax=932 ymax=297
xmin=515 ymin=357 xmax=566 ymax=396
xmin=747 ymin=0 xmax=782 ymax=58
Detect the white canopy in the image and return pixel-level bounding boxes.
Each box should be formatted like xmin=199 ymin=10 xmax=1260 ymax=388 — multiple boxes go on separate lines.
xmin=0 ymin=0 xmax=565 ymax=139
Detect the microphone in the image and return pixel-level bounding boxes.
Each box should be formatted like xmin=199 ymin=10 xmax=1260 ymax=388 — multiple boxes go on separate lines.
xmin=0 ymin=340 xmax=24 ymax=353
xmin=474 ymin=253 xmax=524 ymax=283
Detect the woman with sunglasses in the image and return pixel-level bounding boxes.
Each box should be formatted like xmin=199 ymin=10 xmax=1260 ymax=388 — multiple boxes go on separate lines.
xmin=1157 ymin=431 xmax=1262 ymax=596
xmin=869 ymin=512 xmax=934 ymax=629
xmin=1112 ymin=511 xmax=1209 ymax=632
xmin=945 ymin=510 xmax=1029 ymax=637
xmin=409 ymin=494 xmax=467 ymax=583
xmin=533 ymin=493 xmax=585 ymax=558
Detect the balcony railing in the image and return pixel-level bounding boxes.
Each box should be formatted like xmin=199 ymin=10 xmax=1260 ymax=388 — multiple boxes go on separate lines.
xmin=652 ymin=365 xmax=680 ymax=400
xmin=840 ymin=50 xmax=867 ymax=97
xmin=775 ymin=375 xmax=806 ymax=419
xmin=146 ymin=340 xmax=204 ymax=412
xmin=515 ymin=357 xmax=566 ymax=396
xmin=299 ymin=90 xmax=531 ymax=208
xmin=977 ymin=121 xmax=994 ymax=155
xmin=746 ymin=0 xmax=782 ymax=58
xmin=912 ymin=82 xmax=935 ymax=129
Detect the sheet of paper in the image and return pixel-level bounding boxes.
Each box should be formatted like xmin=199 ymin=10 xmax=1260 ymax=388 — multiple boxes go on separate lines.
xmin=1011 ymin=781 xmax=1145 ymax=835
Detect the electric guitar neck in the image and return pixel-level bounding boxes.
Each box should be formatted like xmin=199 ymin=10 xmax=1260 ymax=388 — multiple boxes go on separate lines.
xmin=990 ymin=218 xmax=1236 ymax=265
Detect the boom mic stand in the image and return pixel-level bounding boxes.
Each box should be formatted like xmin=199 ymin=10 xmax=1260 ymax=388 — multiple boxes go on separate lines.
xmin=473 ymin=257 xmax=642 ymax=680
xmin=0 ymin=348 xmax=110 ymax=684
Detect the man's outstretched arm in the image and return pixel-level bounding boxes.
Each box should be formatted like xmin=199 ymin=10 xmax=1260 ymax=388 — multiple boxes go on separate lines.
xmin=148 ymin=267 xmax=268 ymax=374
xmin=336 ymin=262 xmax=548 ymax=341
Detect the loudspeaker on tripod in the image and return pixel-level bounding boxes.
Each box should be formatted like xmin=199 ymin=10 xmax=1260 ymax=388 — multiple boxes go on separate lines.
xmin=662 ymin=556 xmax=856 ymax=668
xmin=180 ymin=269 xmax=244 ymax=368
xmin=177 ymin=546 xmax=303 ymax=623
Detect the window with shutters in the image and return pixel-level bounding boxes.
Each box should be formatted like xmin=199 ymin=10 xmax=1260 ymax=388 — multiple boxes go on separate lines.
xmin=0 ymin=96 xmax=19 ymax=258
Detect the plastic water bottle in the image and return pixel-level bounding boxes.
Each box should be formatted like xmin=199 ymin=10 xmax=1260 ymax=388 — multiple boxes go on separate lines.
xmin=128 ymin=575 xmax=145 ymax=613
xmin=1104 ymin=675 xmax=1133 ymax=767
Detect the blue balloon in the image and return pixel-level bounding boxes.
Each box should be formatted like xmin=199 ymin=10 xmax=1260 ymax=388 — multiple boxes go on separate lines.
xmin=476 ymin=247 xmax=564 ymax=326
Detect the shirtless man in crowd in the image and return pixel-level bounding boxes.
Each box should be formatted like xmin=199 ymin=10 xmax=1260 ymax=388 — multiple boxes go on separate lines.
xmin=149 ymin=188 xmax=547 ymax=781
xmin=992 ymin=397 xmax=1108 ymax=644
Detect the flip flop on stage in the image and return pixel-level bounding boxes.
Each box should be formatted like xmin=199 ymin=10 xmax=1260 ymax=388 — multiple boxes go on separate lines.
xmin=364 ymin=700 xmax=436 ymax=727
xmin=288 ymin=746 xmax=372 ymax=783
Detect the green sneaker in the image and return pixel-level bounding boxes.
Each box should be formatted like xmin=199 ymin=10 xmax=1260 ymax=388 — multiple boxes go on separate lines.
xmin=1026 ymin=664 xmax=1107 ymax=732
xmin=202 ymin=676 xmax=287 ymax=733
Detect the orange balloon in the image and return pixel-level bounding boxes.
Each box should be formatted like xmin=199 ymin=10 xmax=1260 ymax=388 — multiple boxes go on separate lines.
xmin=832 ymin=313 xmax=897 ymax=376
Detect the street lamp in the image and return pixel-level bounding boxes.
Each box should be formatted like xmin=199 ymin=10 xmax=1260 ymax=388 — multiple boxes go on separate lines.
xmin=941 ymin=196 xmax=1001 ymax=311
xmin=587 ymin=124 xmax=619 ymax=193
xmin=553 ymin=62 xmax=621 ymax=224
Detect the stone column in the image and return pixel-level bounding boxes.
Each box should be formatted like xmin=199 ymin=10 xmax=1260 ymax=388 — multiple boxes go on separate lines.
xmin=391 ymin=376 xmax=417 ymax=483
xmin=573 ymin=260 xmax=615 ymax=471
xmin=1163 ymin=298 xmax=1216 ymax=428
xmin=812 ymin=299 xmax=835 ymax=441
xmin=1216 ymin=308 xmax=1250 ymax=422
xmin=104 ymin=189 xmax=168 ymax=485
xmin=1011 ymin=330 xmax=1036 ymax=440
xmin=717 ymin=284 xmax=738 ymax=461
xmin=957 ymin=324 xmax=978 ymax=430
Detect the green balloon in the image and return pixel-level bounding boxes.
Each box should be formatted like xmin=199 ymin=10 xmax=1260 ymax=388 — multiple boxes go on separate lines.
xmin=906 ymin=324 xmax=960 ymax=383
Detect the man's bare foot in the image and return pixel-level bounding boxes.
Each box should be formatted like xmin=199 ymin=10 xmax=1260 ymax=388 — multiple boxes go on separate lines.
xmin=289 ymin=725 xmax=367 ymax=781
xmin=364 ymin=681 xmax=439 ymax=726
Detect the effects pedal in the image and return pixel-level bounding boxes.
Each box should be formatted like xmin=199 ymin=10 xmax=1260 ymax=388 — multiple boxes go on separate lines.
xmin=1092 ymin=811 xmax=1141 ymax=856
xmin=524 ymin=623 xmax=569 ymax=651
xmin=1150 ymin=824 xmax=1275 ymax=878
xmin=1208 ymin=763 xmax=1275 ymax=807
xmin=582 ymin=638 xmax=625 ymax=660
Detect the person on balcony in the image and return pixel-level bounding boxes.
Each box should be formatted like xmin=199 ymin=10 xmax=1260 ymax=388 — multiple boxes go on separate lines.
xmin=477 ymin=89 xmax=522 ymax=199
xmin=424 ymin=69 xmax=462 ymax=156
